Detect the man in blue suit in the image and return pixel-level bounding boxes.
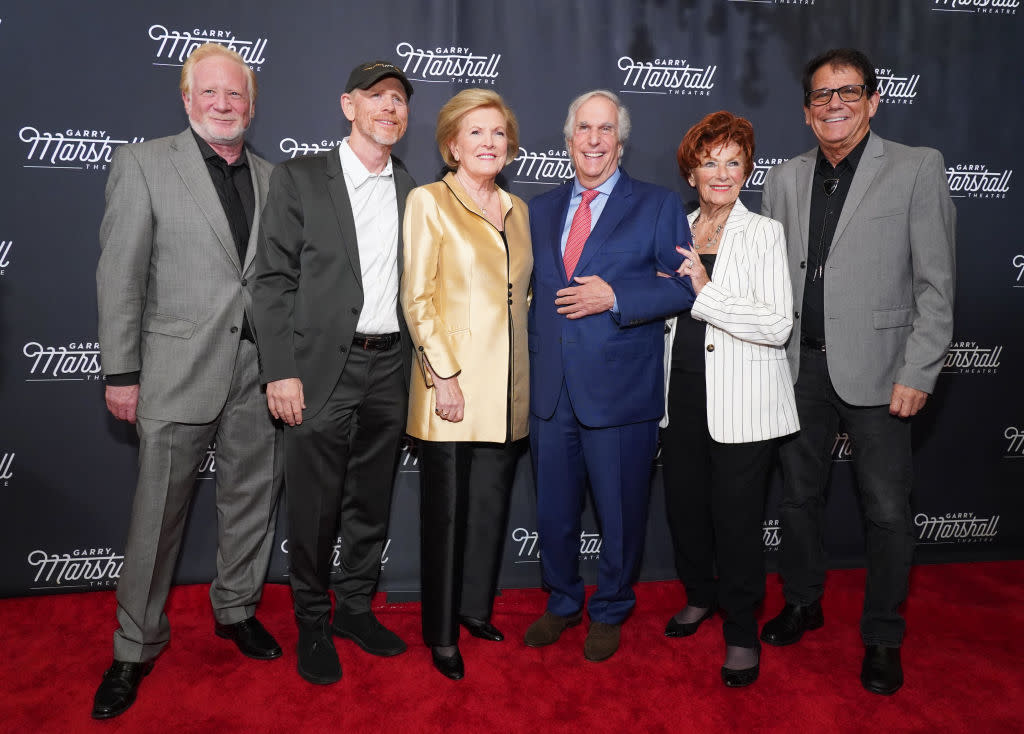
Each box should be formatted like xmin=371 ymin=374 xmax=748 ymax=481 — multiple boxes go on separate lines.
xmin=524 ymin=90 xmax=695 ymax=661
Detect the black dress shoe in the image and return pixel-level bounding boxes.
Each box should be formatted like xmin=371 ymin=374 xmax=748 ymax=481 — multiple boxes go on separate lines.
xmin=332 ymin=610 xmax=407 ymax=656
xmin=760 ymin=600 xmax=824 ymax=646
xmin=215 ymin=617 xmax=283 ymax=660
xmin=861 ymin=644 xmax=903 ymax=695
xmin=91 ymin=660 xmax=154 ymax=719
xmin=431 ymin=647 xmax=465 ymax=680
xmin=297 ymin=626 xmax=342 ymax=685
xmin=460 ymin=616 xmax=504 ymax=642
xmin=664 ymin=605 xmax=717 ymax=638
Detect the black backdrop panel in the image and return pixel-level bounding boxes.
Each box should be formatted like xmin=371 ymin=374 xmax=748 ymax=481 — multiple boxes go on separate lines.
xmin=1 ymin=1 xmax=1021 ymax=598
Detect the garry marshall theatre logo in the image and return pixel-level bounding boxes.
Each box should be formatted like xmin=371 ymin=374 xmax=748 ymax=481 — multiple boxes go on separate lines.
xmin=875 ymin=67 xmax=920 ymax=104
xmin=832 ymin=432 xmax=854 ymax=462
xmin=743 ymin=156 xmax=788 ymax=192
xmin=511 ymin=528 xmax=602 ymax=562
xmin=396 ymin=42 xmax=500 ymax=85
xmin=149 ymin=25 xmax=268 ymax=68
xmin=942 ymin=340 xmax=1002 ymax=374
xmin=932 ymin=0 xmax=1019 ymax=14
xmin=280 ymin=138 xmax=344 ymax=159
xmin=618 ymin=56 xmax=716 ymax=96
xmin=1 ymin=452 xmax=13 ymax=487
xmin=1013 ymin=254 xmax=1024 ymax=287
xmin=946 ymin=163 xmax=1012 ymax=199
xmin=197 ymin=443 xmax=216 ymax=478
xmin=23 ymin=341 xmax=102 ymax=381
xmin=1005 ymin=426 xmax=1024 ymax=458
xmin=0 ymin=239 xmax=11 ymax=276
xmin=512 ymin=146 xmax=575 ymax=186
xmin=763 ymin=520 xmax=780 ymax=551
xmin=280 ymin=537 xmax=392 ymax=569
xmin=28 ymin=547 xmax=123 ymax=589
xmin=915 ymin=512 xmax=1000 ymax=543
xmin=19 ymin=127 xmax=144 ymax=171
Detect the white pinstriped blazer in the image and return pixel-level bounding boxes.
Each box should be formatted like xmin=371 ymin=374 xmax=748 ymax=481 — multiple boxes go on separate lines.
xmin=662 ymin=199 xmax=799 ymax=443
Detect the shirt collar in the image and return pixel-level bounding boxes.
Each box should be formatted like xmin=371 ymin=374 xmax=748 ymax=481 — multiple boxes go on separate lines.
xmin=572 ymin=167 xmax=621 ymax=199
xmin=191 ymin=127 xmax=248 ymax=168
xmin=339 ymin=138 xmax=393 ymax=187
xmin=816 ymin=131 xmax=870 ymax=175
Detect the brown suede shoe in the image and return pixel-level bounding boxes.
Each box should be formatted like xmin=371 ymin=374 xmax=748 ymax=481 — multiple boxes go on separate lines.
xmin=524 ymin=610 xmax=583 ymax=647
xmin=584 ymin=622 xmax=621 ymax=662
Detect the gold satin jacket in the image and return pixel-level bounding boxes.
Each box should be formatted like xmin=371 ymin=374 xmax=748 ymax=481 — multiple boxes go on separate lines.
xmin=401 ymin=172 xmax=532 ymax=443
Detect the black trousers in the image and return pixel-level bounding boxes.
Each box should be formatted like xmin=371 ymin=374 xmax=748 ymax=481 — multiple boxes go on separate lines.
xmin=284 ymin=341 xmax=408 ymax=629
xmin=417 ymin=438 xmax=523 ymax=647
xmin=777 ymin=344 xmax=914 ymax=647
xmin=661 ymin=369 xmax=777 ymax=648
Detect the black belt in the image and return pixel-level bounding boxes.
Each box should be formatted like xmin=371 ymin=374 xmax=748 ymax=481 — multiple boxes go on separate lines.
xmin=352 ymin=332 xmax=400 ymax=350
xmin=800 ymin=333 xmax=826 ymax=352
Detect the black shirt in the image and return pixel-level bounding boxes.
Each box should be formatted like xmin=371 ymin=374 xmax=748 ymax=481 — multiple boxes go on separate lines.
xmin=801 ymin=132 xmax=871 ymax=341
xmin=671 ymin=253 xmax=717 ymax=372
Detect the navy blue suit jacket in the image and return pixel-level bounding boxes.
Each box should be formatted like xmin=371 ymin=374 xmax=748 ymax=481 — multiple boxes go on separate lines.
xmin=527 ymin=169 xmax=695 ymax=428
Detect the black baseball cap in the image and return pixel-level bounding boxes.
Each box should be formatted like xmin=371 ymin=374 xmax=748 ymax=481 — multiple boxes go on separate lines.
xmin=344 ymin=61 xmax=414 ymax=99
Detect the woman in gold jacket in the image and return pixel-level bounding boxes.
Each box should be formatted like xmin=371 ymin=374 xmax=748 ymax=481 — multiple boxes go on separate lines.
xmin=401 ymin=89 xmax=532 ymax=680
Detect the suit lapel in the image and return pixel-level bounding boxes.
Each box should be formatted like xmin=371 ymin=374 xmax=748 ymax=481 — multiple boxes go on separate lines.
xmin=394 ymin=164 xmax=415 ymax=278
xmin=326 ymin=148 xmax=364 ymax=297
xmin=795 ymin=151 xmax=815 ymax=260
xmin=713 ymin=199 xmax=749 ymax=278
xmin=243 ymin=156 xmax=267 ymax=274
xmin=831 ymin=133 xmax=885 ymax=253
xmin=547 ymin=183 xmax=574 ymax=284
xmin=573 ymin=171 xmax=631 ymax=278
xmin=169 ymin=128 xmax=240 ymax=272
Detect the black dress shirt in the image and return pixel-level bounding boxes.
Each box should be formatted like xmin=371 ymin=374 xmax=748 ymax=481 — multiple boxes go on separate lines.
xmin=801 ymin=132 xmax=870 ymax=341
xmin=671 ymin=253 xmax=717 ymax=372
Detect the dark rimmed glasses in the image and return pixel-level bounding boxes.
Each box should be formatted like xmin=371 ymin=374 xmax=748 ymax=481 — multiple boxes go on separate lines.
xmin=806 ymin=84 xmax=867 ymax=106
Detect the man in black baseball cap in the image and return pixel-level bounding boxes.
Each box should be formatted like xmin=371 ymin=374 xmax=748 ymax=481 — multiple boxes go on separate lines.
xmin=345 ymin=60 xmax=414 ymax=100
xmin=251 ymin=58 xmax=416 ymax=685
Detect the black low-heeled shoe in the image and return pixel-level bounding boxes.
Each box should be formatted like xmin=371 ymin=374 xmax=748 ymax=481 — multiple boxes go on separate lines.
xmin=721 ymin=643 xmax=761 ymax=688
xmin=664 ymin=605 xmax=717 ymax=638
xmin=721 ymin=662 xmax=760 ymax=688
xmin=431 ymin=647 xmax=465 ymax=680
xmin=459 ymin=616 xmax=504 ymax=642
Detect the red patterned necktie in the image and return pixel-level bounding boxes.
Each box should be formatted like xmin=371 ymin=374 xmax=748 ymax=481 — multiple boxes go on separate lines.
xmin=563 ymin=189 xmax=599 ymax=279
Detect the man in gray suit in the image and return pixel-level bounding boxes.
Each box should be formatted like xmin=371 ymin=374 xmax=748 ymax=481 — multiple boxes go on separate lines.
xmin=759 ymin=48 xmax=955 ymax=695
xmin=93 ymin=44 xmax=281 ymax=719
xmin=251 ymin=61 xmax=414 ymax=685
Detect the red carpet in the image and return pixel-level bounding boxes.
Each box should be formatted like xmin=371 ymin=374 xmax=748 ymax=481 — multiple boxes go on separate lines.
xmin=1 ymin=561 xmax=1021 ymax=733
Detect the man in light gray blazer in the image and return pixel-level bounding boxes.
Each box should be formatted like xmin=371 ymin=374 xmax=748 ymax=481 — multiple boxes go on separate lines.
xmin=759 ymin=48 xmax=955 ymax=695
xmin=93 ymin=44 xmax=281 ymax=719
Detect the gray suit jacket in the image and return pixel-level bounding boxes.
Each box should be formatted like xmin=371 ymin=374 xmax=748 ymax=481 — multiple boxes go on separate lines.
xmin=97 ymin=128 xmax=273 ymax=423
xmin=761 ymin=132 xmax=956 ymax=405
xmin=250 ymin=147 xmax=415 ymax=420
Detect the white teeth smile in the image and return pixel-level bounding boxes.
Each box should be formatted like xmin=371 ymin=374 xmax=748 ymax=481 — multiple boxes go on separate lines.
xmin=584 ymin=152 xmax=604 ymax=158
xmin=825 ymin=117 xmax=847 ymax=123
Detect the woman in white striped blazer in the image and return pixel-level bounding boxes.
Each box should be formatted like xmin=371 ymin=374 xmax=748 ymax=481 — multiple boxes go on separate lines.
xmin=660 ymin=111 xmax=798 ymax=688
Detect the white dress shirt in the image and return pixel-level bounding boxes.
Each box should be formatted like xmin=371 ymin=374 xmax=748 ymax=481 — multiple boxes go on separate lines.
xmin=338 ymin=138 xmax=400 ymax=334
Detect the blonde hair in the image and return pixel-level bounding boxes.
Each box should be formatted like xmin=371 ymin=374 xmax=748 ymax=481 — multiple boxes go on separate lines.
xmin=180 ymin=43 xmax=257 ymax=102
xmin=436 ymin=88 xmax=519 ymax=170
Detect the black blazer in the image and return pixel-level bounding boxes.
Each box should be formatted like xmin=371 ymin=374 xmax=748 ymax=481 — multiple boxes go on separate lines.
xmin=250 ymin=147 xmax=415 ymax=419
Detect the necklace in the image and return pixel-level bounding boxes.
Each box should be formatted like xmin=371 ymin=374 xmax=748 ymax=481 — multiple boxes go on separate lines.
xmin=457 ymin=172 xmax=496 ymax=215
xmin=693 ymin=212 xmax=724 ymax=251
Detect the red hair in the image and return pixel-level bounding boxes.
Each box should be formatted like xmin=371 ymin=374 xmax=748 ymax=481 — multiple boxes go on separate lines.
xmin=677 ymin=110 xmax=755 ymax=179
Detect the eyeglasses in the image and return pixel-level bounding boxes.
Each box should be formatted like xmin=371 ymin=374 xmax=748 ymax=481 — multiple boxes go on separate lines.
xmin=822 ymin=178 xmax=839 ymax=196
xmin=805 ymin=84 xmax=867 ymax=106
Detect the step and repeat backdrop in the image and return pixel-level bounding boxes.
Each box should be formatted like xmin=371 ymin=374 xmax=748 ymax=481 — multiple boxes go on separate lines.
xmin=1 ymin=0 xmax=1021 ymax=599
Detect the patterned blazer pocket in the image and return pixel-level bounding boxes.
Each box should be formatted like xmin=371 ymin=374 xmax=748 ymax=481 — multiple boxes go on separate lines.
xmin=872 ymin=307 xmax=913 ymax=329
xmin=141 ymin=313 xmax=197 ymax=339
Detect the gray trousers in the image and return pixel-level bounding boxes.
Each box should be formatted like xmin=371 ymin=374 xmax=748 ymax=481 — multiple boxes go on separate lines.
xmin=113 ymin=340 xmax=282 ymax=662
